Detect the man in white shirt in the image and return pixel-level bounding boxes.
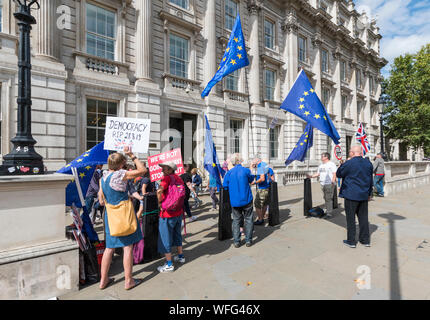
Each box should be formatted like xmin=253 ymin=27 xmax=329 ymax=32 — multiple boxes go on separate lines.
xmin=307 ymin=152 xmax=337 ymax=218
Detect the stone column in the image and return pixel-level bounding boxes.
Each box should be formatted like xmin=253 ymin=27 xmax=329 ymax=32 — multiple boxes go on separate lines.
xmin=247 ymin=1 xmax=261 ymax=105
xmin=364 ymin=66 xmax=371 ymax=125
xmin=35 ymin=0 xmax=58 ymax=60
xmin=202 ymin=0 xmax=217 ymax=89
xmin=333 ymin=43 xmax=342 ymax=121
xmin=350 ymin=58 xmax=358 ymax=127
xmin=136 ymin=0 xmax=152 ymax=81
xmin=311 ymin=33 xmax=322 ymax=97
xmin=282 ymin=8 xmax=298 ymax=93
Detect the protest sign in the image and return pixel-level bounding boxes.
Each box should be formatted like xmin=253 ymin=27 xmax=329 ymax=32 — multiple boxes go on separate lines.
xmin=147 ymin=148 xmax=184 ymax=182
xmin=104 ymin=116 xmax=151 ymax=153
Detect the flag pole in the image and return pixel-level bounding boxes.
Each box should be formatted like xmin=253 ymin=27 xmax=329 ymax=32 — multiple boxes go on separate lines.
xmin=245 ymin=67 xmax=257 ymax=160
xmin=72 ymin=167 xmax=86 ymax=207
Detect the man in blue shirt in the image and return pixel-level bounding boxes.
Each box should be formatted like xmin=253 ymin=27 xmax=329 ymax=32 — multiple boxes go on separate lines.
xmin=223 ymin=153 xmax=255 ymax=247
xmin=251 ymin=158 xmax=270 ymax=225
xmin=336 ymin=145 xmax=373 ymax=248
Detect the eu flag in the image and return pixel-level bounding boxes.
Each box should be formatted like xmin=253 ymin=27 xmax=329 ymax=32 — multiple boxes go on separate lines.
xmin=280 ymin=70 xmax=341 ymax=145
xmin=201 ymin=15 xmax=249 ymax=98
xmin=204 ymin=115 xmax=225 ymax=187
xmin=285 ymin=123 xmax=314 ymax=166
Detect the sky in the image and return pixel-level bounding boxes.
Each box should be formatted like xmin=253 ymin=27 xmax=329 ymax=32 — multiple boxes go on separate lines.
xmin=355 ymin=0 xmax=430 ymax=78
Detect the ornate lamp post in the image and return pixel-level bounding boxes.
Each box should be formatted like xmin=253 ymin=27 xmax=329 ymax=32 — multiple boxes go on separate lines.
xmin=0 ymin=1 xmax=44 ymax=175
xmin=377 ymin=95 xmax=388 ymax=161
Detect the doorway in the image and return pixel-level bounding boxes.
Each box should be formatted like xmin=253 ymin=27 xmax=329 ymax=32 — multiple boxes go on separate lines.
xmin=169 ymin=112 xmax=197 ymax=167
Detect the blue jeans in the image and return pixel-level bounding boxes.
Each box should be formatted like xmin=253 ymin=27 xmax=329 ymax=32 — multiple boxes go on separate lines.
xmin=158 ymin=215 xmax=183 ymax=254
xmin=232 ymin=201 xmax=254 ymax=244
xmin=374 ymin=175 xmax=384 ymax=195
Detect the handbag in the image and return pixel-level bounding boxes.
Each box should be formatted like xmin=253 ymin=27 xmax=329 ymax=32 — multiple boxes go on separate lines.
xmin=100 ymin=178 xmax=138 ymax=237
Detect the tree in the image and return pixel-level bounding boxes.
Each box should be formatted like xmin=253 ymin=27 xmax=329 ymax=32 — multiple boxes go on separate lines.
xmin=382 ymin=43 xmax=430 ymax=156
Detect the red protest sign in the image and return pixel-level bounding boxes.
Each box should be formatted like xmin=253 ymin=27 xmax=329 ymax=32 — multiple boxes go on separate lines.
xmin=147 ymin=148 xmax=184 ymax=182
xmin=334 ymin=144 xmax=343 ymax=160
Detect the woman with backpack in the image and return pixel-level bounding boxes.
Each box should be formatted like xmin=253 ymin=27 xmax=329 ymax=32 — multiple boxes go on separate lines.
xmin=156 ymin=161 xmax=186 ymax=273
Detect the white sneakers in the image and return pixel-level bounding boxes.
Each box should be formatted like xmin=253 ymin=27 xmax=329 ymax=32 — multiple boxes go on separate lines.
xmin=158 ymin=255 xmax=185 ymax=273
xmin=173 ymin=255 xmax=186 ymax=263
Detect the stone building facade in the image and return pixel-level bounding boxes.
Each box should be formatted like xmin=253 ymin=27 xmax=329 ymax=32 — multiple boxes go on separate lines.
xmin=0 ymin=0 xmax=388 ymax=172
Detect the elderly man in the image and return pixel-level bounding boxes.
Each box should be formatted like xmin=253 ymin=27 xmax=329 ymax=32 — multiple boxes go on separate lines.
xmin=251 ymin=157 xmax=270 ymax=225
xmin=373 ymin=153 xmax=385 ymax=197
xmin=336 ymin=146 xmax=373 ymax=248
xmin=223 ymin=153 xmax=256 ymax=247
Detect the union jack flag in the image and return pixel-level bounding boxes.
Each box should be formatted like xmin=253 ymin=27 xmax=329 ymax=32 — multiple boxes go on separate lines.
xmin=356 ymin=122 xmax=371 ymax=156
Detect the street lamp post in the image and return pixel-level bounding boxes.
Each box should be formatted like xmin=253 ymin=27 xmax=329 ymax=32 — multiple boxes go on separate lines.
xmin=377 ymin=95 xmax=388 ymax=161
xmin=0 ymin=1 xmax=44 ymax=175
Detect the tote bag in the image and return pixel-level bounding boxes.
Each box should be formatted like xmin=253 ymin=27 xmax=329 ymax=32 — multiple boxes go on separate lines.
xmin=100 ymin=179 xmax=137 ymax=237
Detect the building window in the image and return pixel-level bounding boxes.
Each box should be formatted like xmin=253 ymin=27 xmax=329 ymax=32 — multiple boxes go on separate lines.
xmin=225 ymin=69 xmax=239 ymax=91
xmin=264 ymin=19 xmax=275 ymax=49
xmin=298 ymin=36 xmax=307 ymax=63
xmin=340 ymin=61 xmax=346 ymax=81
xmin=170 ymin=34 xmax=189 ymax=78
xmin=357 ymin=100 xmax=363 ymax=122
xmin=170 ymin=0 xmax=189 ymax=10
xmin=265 ymin=69 xmax=276 ymax=101
xmin=269 ymin=126 xmax=280 ymax=159
xmin=341 ymin=95 xmax=348 ymax=118
xmin=87 ymin=99 xmax=118 ymax=150
xmin=229 ymin=119 xmax=243 ymax=154
xmin=369 ymin=76 xmax=374 ymax=95
xmin=321 ymin=49 xmax=329 ymax=73
xmin=356 ymin=69 xmax=362 ymax=89
xmin=322 ymin=88 xmax=330 ymax=111
xmin=86 ymin=3 xmax=116 ymax=60
xmin=224 ymin=0 xmax=238 ymax=31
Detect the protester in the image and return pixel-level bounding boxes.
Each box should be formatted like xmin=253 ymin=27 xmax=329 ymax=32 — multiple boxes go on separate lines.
xmin=307 ymin=152 xmax=338 ymax=218
xmin=373 ymin=153 xmax=385 ymax=197
xmin=180 ymin=164 xmax=197 ymax=222
xmin=223 ymin=153 xmax=255 ymax=247
xmin=251 ymin=157 xmax=270 ymax=225
xmin=98 ymin=147 xmax=146 ymax=290
xmin=135 ymin=168 xmax=158 ymax=219
xmin=156 ymin=161 xmax=186 ymax=272
xmin=205 ymin=172 xmax=219 ymax=210
xmin=191 ymin=168 xmax=202 ymax=195
xmin=336 ymin=145 xmax=373 ymax=248
xmin=268 ymin=166 xmax=275 ymax=183
xmin=85 ymin=164 xmax=104 ymax=224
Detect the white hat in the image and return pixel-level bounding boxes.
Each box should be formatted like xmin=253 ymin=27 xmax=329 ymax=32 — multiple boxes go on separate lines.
xmin=159 ymin=161 xmax=177 ymax=171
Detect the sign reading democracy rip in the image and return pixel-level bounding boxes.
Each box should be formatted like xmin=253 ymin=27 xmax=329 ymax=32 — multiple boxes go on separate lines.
xmin=104 ymin=116 xmax=151 ymax=153
xmin=147 ymin=148 xmax=184 ymax=182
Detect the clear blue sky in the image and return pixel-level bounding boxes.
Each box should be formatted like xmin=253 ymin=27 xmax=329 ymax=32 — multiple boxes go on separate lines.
xmin=355 ymin=0 xmax=430 ymax=78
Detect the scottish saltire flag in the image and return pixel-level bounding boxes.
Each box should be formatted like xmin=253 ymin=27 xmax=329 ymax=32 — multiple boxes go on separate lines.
xmin=204 ymin=115 xmax=225 ymax=187
xmin=356 ymin=122 xmax=371 ymax=156
xmin=201 ymin=15 xmax=249 ymax=98
xmin=280 ymin=69 xmax=341 ymax=145
xmin=285 ymin=123 xmax=314 ymax=166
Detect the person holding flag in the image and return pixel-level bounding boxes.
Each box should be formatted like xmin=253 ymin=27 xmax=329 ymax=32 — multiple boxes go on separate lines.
xmin=201 ymin=14 xmax=249 ymax=98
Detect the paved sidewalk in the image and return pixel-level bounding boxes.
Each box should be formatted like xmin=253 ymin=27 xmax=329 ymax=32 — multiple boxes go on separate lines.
xmin=61 ymin=183 xmax=430 ymax=300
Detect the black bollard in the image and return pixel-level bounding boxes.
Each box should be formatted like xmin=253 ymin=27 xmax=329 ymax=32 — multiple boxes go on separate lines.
xmin=268 ymin=182 xmax=280 ymax=226
xmin=218 ymin=187 xmax=233 ymax=240
xmin=142 ymin=193 xmax=161 ymax=262
xmin=333 ymin=184 xmax=339 ymax=209
xmin=303 ymin=178 xmax=313 ymax=216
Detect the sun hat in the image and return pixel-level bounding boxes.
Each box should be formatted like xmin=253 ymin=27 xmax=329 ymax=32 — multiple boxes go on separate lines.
xmin=159 ymin=161 xmax=177 ymax=171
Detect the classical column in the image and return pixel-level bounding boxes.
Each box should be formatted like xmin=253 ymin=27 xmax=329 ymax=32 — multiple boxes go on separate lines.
xmin=202 ymin=0 xmax=217 ymax=89
xmin=311 ymin=33 xmax=322 ymax=97
xmin=247 ymin=1 xmax=261 ymax=105
xmin=136 ymin=0 xmax=152 ymax=81
xmin=282 ymin=8 xmax=298 ymax=93
xmin=333 ymin=44 xmax=342 ymax=120
xmin=364 ymin=66 xmax=371 ymax=125
xmin=35 ymin=0 xmax=58 ymax=60
xmin=350 ymin=58 xmax=358 ymax=126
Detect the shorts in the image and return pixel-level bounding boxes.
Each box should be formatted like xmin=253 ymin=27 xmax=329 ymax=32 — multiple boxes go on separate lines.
xmin=254 ymin=188 xmax=270 ymax=209
xmin=158 ymin=215 xmax=183 ymax=254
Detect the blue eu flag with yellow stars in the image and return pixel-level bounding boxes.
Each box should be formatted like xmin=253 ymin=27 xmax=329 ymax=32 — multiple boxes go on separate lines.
xmin=285 ymin=123 xmax=314 ymax=166
xmin=201 ymin=15 xmax=249 ymax=98
xmin=57 ymin=141 xmax=109 ymax=207
xmin=280 ymin=70 xmax=341 ymax=145
xmin=204 ymin=115 xmax=225 ymax=187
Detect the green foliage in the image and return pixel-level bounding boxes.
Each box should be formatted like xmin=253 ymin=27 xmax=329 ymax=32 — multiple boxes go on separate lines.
xmin=382 ymin=43 xmax=430 ymax=155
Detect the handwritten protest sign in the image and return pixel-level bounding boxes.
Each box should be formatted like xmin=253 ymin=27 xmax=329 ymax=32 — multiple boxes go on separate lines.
xmin=147 ymin=148 xmax=184 ymax=182
xmin=104 ymin=116 xmax=151 ymax=153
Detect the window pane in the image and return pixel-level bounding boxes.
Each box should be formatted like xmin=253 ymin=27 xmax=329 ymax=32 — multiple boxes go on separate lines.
xmin=86 ymin=4 xmax=116 ymax=60
xmin=225 ymin=0 xmax=237 ymax=30
xmin=170 ymin=0 xmax=188 ymax=10
xmin=97 ymin=129 xmax=105 ymax=141
xmin=108 ymin=102 xmax=118 ymax=115
xmin=87 ymin=128 xmax=97 ymax=141
xmin=264 ymin=20 xmax=274 ymax=49
xmin=87 ymin=112 xmax=98 ymax=127
xmin=86 ymin=4 xmax=97 ymax=33
xmin=106 ymin=12 xmax=115 ymax=38
xmin=86 ymin=34 xmax=96 ymax=56
xmin=98 ymin=100 xmax=108 ymax=114
xmin=170 ymin=34 xmax=189 ymax=78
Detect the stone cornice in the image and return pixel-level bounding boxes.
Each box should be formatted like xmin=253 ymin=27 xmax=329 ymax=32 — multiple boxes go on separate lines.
xmin=260 ymin=54 xmax=285 ymax=67
xmin=159 ymin=10 xmax=202 ymax=33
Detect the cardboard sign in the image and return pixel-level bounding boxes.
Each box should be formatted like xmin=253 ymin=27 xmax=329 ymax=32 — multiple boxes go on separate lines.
xmin=334 ymin=144 xmax=343 ymax=160
xmin=104 ymin=116 xmax=151 ymax=153
xmin=147 ymin=148 xmax=184 ymax=182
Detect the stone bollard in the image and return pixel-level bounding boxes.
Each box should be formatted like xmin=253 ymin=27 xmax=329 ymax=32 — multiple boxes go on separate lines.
xmin=268 ymin=182 xmax=280 ymax=226
xmin=304 ymin=178 xmax=312 ymax=216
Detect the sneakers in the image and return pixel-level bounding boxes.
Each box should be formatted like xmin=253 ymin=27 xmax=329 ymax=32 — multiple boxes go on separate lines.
xmin=157 ymin=263 xmax=174 ymax=273
xmin=360 ymin=241 xmax=371 ymax=247
xmin=189 ymin=216 xmax=197 ymax=222
xmin=245 ymin=242 xmax=252 ymax=247
xmin=173 ymin=255 xmax=186 ymax=263
xmin=254 ymin=220 xmax=264 ymax=226
xmin=343 ymin=240 xmax=356 ymax=248
xmin=233 ymin=242 xmax=241 ymax=248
